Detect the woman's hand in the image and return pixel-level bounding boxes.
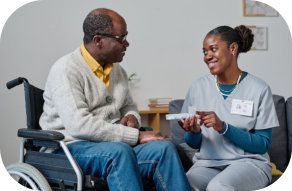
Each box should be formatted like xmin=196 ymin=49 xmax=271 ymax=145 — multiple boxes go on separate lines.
xmin=178 ymin=115 xmax=201 ymax=134
xmin=196 ymin=111 xmax=224 ymax=132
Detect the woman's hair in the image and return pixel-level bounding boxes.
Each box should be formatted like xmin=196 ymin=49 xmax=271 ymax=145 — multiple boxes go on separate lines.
xmin=207 ymin=25 xmax=254 ymax=54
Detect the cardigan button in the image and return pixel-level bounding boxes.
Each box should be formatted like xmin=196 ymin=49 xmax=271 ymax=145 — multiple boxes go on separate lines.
xmin=106 ymin=96 xmax=112 ymax=103
xmin=108 ymin=113 xmax=114 ymax=119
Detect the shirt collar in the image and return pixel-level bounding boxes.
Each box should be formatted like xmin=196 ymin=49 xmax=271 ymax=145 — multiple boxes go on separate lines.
xmin=80 ymin=43 xmax=113 ymax=74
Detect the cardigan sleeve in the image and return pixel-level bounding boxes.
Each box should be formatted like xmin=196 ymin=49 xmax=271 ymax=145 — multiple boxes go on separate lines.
xmin=118 ymin=66 xmax=141 ymax=126
xmin=46 ymin=61 xmax=139 ymax=146
xmin=120 ymin=92 xmax=142 ymax=127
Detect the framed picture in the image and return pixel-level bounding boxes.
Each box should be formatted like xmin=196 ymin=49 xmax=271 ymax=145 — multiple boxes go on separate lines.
xmin=243 ymin=0 xmax=278 ymax=17
xmin=247 ymin=26 xmax=267 ymax=50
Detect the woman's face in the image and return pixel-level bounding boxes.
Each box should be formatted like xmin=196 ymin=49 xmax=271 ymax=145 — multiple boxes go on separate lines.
xmin=202 ymin=34 xmax=234 ymax=75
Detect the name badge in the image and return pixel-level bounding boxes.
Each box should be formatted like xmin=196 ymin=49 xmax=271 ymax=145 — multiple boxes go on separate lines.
xmin=231 ymin=99 xmax=253 ymax=116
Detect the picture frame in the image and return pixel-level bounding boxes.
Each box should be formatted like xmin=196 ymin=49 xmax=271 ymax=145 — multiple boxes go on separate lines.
xmin=242 ymin=0 xmax=278 ymax=17
xmin=247 ymin=26 xmax=267 ymax=50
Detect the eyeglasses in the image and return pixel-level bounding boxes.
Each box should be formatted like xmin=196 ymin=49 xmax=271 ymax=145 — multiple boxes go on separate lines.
xmin=94 ymin=32 xmax=128 ymax=44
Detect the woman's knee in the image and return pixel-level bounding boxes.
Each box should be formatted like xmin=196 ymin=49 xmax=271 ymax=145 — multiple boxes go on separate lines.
xmin=186 ymin=171 xmax=209 ymax=191
xmin=207 ymin=179 xmax=235 ymax=191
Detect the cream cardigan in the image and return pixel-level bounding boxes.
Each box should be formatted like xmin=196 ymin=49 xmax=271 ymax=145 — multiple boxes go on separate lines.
xmin=39 ymin=48 xmax=140 ymax=145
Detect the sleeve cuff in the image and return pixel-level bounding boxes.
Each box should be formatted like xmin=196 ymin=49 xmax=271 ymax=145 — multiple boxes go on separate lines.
xmin=124 ymin=111 xmax=141 ymax=128
xmin=122 ymin=126 xmax=139 ymax=146
xmin=219 ymin=123 xmax=227 ymax=134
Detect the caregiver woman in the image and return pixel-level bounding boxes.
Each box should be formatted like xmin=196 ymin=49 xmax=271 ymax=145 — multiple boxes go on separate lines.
xmin=179 ymin=25 xmax=279 ymax=191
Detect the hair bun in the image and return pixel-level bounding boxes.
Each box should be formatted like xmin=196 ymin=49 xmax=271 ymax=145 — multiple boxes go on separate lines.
xmin=234 ymin=25 xmax=254 ymax=53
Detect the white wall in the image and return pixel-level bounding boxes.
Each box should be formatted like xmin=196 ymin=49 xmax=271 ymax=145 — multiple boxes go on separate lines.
xmin=0 ymin=0 xmax=291 ymax=166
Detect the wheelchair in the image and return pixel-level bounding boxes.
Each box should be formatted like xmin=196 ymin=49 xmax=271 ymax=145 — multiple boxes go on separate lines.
xmin=5 ymin=77 xmax=156 ymax=191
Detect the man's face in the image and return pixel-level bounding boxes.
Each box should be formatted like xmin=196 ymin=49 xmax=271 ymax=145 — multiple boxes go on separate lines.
xmin=100 ymin=18 xmax=129 ymax=64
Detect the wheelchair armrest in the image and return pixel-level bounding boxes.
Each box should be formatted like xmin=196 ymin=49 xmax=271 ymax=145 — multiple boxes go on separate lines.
xmin=139 ymin=126 xmax=153 ymax=131
xmin=18 ymin=128 xmax=65 ymax=141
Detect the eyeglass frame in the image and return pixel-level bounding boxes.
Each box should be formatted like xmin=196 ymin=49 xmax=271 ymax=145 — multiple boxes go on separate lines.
xmin=93 ymin=32 xmax=128 ymax=44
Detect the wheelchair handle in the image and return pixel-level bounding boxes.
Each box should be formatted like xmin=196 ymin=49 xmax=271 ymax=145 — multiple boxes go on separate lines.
xmin=6 ymin=77 xmax=28 ymax=89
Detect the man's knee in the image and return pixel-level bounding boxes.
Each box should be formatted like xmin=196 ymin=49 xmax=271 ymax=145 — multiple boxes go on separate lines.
xmin=109 ymin=142 xmax=135 ymax=156
xmin=149 ymin=140 xmax=176 ymax=153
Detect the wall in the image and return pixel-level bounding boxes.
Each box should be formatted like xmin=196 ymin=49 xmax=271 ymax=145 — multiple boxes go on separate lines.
xmin=0 ymin=0 xmax=291 ymax=167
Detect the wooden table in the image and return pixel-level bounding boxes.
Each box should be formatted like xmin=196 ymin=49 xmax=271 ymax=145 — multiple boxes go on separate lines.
xmin=139 ymin=107 xmax=169 ymax=132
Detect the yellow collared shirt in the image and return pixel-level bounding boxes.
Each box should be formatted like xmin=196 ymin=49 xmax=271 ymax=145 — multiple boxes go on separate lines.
xmin=80 ymin=43 xmax=113 ymax=87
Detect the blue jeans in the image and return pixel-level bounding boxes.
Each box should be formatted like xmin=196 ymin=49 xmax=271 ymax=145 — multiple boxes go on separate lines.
xmin=56 ymin=140 xmax=191 ymax=191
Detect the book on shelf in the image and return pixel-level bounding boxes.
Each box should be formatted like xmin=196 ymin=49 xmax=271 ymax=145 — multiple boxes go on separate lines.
xmin=149 ymin=98 xmax=172 ymax=104
xmin=148 ymin=103 xmax=169 ymax=108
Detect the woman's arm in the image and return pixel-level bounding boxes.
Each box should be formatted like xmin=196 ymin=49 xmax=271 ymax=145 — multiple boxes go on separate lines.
xmin=220 ymin=123 xmax=271 ymax=154
xmin=184 ymin=131 xmax=202 ymax=149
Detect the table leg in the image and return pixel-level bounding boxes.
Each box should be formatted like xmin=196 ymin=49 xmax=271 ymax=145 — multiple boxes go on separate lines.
xmin=148 ymin=113 xmax=160 ymax=132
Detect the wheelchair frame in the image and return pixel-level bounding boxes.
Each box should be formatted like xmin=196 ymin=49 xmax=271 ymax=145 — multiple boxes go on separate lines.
xmin=6 ymin=77 xmax=107 ymax=191
xmin=6 ymin=77 xmax=155 ymax=191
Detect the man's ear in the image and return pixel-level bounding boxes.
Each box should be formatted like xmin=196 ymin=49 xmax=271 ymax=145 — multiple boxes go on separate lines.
xmin=93 ymin=35 xmax=102 ymax=47
xmin=230 ymin=42 xmax=238 ymax=56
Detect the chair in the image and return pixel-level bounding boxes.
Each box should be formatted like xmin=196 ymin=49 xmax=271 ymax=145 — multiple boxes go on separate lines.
xmin=6 ymin=77 xmax=155 ymax=191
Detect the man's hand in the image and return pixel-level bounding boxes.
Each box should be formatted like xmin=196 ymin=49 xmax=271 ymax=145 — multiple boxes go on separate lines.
xmin=178 ymin=115 xmax=201 ymax=134
xmin=120 ymin=114 xmax=138 ymax=129
xmin=138 ymin=131 xmax=166 ymax=144
xmin=196 ymin=111 xmax=224 ymax=132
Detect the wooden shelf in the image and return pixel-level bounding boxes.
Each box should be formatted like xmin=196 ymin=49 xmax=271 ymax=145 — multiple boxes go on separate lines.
xmin=139 ymin=107 xmax=169 ymax=132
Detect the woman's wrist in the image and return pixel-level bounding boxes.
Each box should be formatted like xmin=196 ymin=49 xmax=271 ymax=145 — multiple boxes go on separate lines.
xmin=219 ymin=121 xmax=228 ymax=135
xmin=191 ymin=128 xmax=201 ymax=134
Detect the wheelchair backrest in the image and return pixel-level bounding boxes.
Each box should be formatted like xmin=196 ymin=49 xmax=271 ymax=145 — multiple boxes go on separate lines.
xmin=23 ymin=81 xmax=44 ymax=130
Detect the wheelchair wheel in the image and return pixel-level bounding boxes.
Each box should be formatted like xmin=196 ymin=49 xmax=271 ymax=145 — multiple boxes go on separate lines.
xmin=6 ymin=162 xmax=52 ymax=191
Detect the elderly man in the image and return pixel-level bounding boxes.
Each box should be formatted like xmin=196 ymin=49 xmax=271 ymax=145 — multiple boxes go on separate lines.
xmin=40 ymin=8 xmax=191 ymax=191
